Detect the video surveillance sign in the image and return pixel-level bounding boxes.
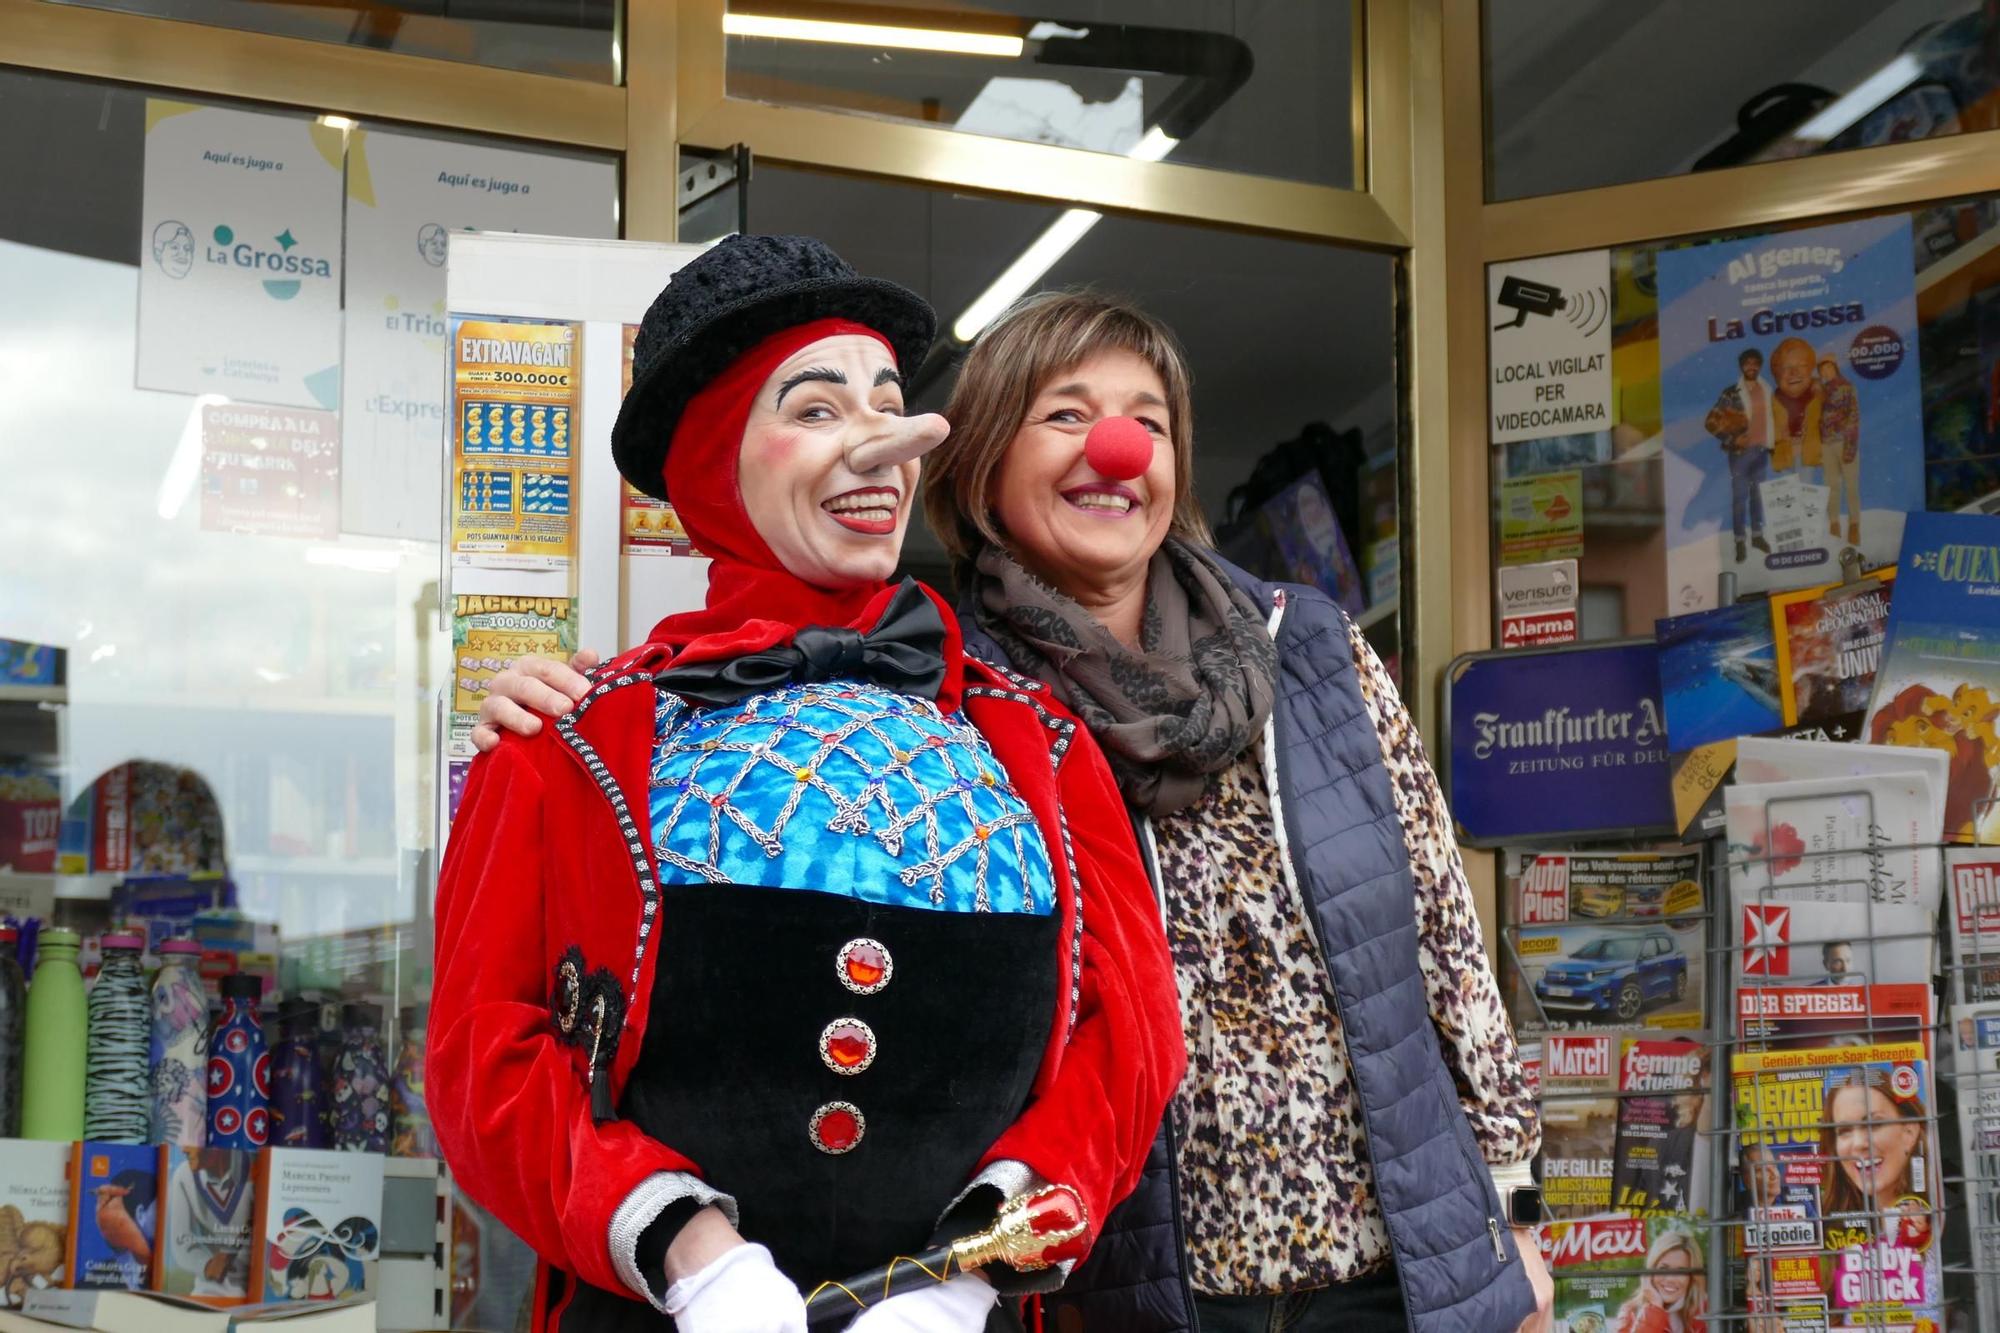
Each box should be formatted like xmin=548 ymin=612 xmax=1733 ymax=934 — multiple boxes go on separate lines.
xmin=1487 ymin=248 xmax=1615 ymax=445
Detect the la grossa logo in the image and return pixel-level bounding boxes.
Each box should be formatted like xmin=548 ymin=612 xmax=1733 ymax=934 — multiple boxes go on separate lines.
xmin=150 ymin=219 xmax=332 ymax=300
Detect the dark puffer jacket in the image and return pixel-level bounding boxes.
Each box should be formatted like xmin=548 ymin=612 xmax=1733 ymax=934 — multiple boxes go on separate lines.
xmin=960 ymin=562 xmax=1537 ymax=1333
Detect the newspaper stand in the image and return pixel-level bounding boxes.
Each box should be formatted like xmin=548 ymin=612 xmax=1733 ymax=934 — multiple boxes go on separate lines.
xmin=1500 ymin=806 xmax=1989 ymax=1331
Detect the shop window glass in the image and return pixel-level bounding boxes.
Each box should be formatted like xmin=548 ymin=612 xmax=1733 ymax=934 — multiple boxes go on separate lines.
xmin=0 ymin=67 xmax=612 ymax=1325
xmin=723 ymin=0 xmax=1359 ymax=190
xmin=1485 ymin=0 xmax=2000 ymax=201
xmin=738 ymin=163 xmax=1403 ymax=680
xmin=1486 ymin=195 xmax=2000 ymax=642
xmin=50 ymin=0 xmax=620 ymax=82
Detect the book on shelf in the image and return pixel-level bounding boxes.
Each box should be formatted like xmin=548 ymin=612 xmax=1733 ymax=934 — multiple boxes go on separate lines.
xmin=1732 ymin=1037 xmax=1941 ymax=1330
xmin=65 ymin=1144 xmax=157 ymax=1293
xmin=156 ymin=1148 xmax=253 ymax=1306
xmin=245 ymin=1151 xmax=381 ymax=1305
xmin=0 ymin=1140 xmax=71 ymax=1308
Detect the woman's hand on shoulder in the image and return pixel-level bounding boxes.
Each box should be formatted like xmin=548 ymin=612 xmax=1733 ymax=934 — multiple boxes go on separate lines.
xmin=662 ymin=1212 xmax=807 ymax=1332
xmin=469 ymin=650 xmax=600 ymax=753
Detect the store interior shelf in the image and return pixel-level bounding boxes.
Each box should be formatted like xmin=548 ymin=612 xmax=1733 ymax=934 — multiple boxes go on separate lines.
xmin=1354 ymin=598 xmax=1399 ymax=631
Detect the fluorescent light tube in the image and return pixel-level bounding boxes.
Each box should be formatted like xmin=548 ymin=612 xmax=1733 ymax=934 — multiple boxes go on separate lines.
xmin=724 ymin=12 xmax=1025 ymax=59
xmin=1793 ymin=52 xmax=1922 ymax=142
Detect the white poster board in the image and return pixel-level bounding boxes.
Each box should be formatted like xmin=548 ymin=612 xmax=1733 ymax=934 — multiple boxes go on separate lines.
xmin=342 ymin=129 xmax=619 ymax=541
xmin=138 ymin=100 xmax=344 ymax=408
xmin=1487 ymin=248 xmax=1614 ymax=445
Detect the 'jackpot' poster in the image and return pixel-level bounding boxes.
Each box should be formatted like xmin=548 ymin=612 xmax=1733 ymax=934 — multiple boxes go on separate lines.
xmin=449 ymin=317 xmax=579 ymax=569
xmin=1657 ymin=216 xmax=1923 ymax=613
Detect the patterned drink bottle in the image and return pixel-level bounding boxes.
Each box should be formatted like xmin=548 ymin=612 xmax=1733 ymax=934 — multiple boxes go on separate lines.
xmin=84 ymin=932 xmax=151 ymax=1142
xmin=272 ymin=999 xmax=328 ymax=1149
xmin=389 ymin=1004 xmax=435 ymax=1157
xmin=22 ymin=927 xmax=86 ymax=1140
xmin=207 ymin=973 xmax=271 ymax=1150
xmin=149 ymin=938 xmax=211 ymax=1149
xmin=331 ymin=1001 xmax=389 ymax=1153
xmin=0 ymin=925 xmax=25 ymax=1137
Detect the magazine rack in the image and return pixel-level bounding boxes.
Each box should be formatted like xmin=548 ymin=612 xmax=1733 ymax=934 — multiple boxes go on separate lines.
xmin=1499 ymin=800 xmax=1993 ymax=1330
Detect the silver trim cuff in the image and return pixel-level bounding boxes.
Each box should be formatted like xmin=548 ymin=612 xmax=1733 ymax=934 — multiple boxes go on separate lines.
xmin=608 ymin=1170 xmax=741 ymax=1311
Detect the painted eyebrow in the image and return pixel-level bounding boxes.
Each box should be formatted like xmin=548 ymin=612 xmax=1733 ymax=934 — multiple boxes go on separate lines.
xmin=874 ymin=367 xmax=904 ymax=389
xmin=775 ymin=366 xmax=845 ymax=407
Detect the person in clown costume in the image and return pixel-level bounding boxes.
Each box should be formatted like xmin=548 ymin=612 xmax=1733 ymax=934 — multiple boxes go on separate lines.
xmin=429 ymin=235 xmax=1184 ymax=1333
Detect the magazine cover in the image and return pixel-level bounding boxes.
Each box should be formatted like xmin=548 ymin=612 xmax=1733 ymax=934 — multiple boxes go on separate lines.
xmin=1951 ymin=1005 xmax=2000 ymax=1323
xmin=1657 ymin=597 xmax=1784 ymax=838
xmin=1732 ymin=735 xmax=1949 ymax=835
xmin=1658 ymin=214 xmax=1924 ymax=612
xmin=66 ymin=1141 xmax=158 ymax=1291
xmin=1539 ymin=1034 xmax=1623 ymax=1219
xmin=1506 ymin=848 xmax=1704 ymax=925
xmin=1949 ymin=847 xmax=2000 ymax=1003
xmin=157 ymin=1146 xmax=254 ymax=1304
xmin=1731 ymin=894 xmax=1935 ymax=990
xmin=0 ymin=1140 xmax=70 ymax=1306
xmin=1724 ymin=771 xmax=1943 ymax=917
xmin=1538 ymin=1214 xmax=1710 ymax=1333
xmin=1865 ymin=510 xmax=2000 ymax=842
xmin=1770 ymin=567 xmax=1896 ymax=731
xmin=1609 ymin=1037 xmax=1711 ymax=1220
xmin=1734 ymin=1038 xmax=1941 ymax=1330
xmin=1736 ymin=984 xmax=1934 ymax=1054
xmin=1510 ymin=915 xmax=1706 ymax=1033
xmin=247 ymin=1148 xmax=382 ymax=1303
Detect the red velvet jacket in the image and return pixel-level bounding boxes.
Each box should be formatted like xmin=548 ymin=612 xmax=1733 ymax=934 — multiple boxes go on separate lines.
xmin=430 ymin=640 xmax=1184 ymax=1312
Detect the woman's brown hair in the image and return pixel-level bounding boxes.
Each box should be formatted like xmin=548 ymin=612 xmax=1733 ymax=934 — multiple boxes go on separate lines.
xmin=922 ymin=289 xmax=1212 ymax=585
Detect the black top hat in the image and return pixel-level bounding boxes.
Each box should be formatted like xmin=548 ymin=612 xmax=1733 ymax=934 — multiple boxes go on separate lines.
xmin=611 ymin=234 xmax=936 ymax=501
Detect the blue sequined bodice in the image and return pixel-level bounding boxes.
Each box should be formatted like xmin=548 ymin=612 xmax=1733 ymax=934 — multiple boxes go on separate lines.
xmin=648 ymin=680 xmax=1056 ymax=915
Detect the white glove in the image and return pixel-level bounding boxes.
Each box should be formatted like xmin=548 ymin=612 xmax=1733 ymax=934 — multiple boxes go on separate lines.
xmin=845 ymin=1273 xmax=997 ymax=1332
xmin=663 ymin=1243 xmax=807 ymax=1333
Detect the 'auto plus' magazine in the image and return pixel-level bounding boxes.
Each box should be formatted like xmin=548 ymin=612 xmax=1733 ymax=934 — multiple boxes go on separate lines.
xmin=1508 ymin=848 xmax=1706 ymax=924
xmin=1510 ymin=917 xmax=1706 ymax=1033
xmin=1539 ymin=1034 xmax=1622 ymax=1220
xmin=1733 ymin=1038 xmax=1941 ymax=1331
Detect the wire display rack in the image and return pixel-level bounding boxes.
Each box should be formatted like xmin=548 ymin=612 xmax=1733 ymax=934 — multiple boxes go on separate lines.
xmin=1501 ymin=805 xmax=2000 ymax=1333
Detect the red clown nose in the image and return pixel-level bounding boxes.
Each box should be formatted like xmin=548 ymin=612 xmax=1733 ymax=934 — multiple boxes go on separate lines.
xmin=1084 ymin=416 xmax=1154 ymax=481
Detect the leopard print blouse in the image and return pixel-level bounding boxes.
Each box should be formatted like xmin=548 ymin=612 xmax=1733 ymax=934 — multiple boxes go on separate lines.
xmin=1153 ymin=619 xmax=1539 ymax=1296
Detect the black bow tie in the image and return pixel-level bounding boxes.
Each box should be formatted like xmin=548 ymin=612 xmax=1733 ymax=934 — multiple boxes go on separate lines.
xmin=656 ymin=579 xmax=948 ymax=708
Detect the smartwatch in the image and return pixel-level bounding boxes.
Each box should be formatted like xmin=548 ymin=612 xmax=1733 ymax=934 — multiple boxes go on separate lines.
xmin=1503 ymin=1185 xmax=1543 ymax=1229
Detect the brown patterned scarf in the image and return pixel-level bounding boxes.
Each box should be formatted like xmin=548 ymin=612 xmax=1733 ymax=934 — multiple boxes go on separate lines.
xmin=972 ymin=539 xmax=1276 ymax=817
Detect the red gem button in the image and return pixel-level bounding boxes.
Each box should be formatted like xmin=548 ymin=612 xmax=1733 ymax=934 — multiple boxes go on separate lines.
xmin=836 ymin=938 xmax=892 ymax=995
xmin=820 ymin=1017 xmax=877 ymax=1075
xmin=810 ymin=1101 xmax=864 ymax=1154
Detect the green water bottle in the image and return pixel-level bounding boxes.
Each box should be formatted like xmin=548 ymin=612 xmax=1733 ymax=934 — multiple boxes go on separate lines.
xmin=22 ymin=927 xmax=86 ymax=1140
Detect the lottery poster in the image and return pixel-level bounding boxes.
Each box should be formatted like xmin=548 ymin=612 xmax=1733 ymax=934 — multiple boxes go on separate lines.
xmin=619 ymin=322 xmax=696 ymax=556
xmin=450 ymin=317 xmax=579 ymax=569
xmin=199 ymin=401 xmax=340 ymax=540
xmin=450 ymin=594 xmax=578 ymax=719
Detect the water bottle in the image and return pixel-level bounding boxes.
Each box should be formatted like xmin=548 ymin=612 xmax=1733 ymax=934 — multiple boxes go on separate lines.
xmin=272 ymin=999 xmax=328 ymax=1149
xmin=84 ymin=932 xmax=151 ymax=1143
xmin=21 ymin=926 xmax=85 ymax=1140
xmin=331 ymin=1001 xmax=389 ymax=1152
xmin=149 ymin=938 xmax=211 ymax=1148
xmin=0 ymin=924 xmax=26 ymax=1136
xmin=207 ymin=973 xmax=271 ymax=1149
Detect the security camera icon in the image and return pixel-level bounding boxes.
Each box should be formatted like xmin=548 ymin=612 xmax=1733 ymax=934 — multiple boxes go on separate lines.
xmin=1493 ymin=275 xmax=1567 ymax=330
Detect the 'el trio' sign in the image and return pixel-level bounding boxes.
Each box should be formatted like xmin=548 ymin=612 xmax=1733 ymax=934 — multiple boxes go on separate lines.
xmin=1443 ymin=638 xmax=1676 ymax=845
